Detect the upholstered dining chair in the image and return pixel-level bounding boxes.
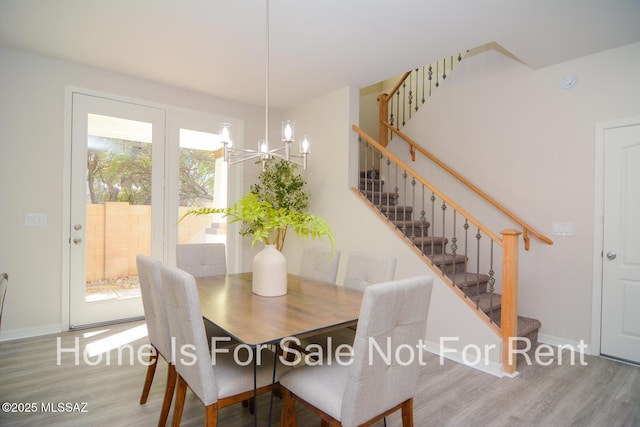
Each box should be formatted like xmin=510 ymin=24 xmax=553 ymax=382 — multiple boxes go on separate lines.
xmin=0 ymin=273 xmax=8 ymax=331
xmin=176 ymin=243 xmax=235 ymax=341
xmin=160 ymin=263 xmax=291 ymax=426
xmin=342 ymin=252 xmax=396 ymax=291
xmin=136 ymin=255 xmax=176 ymax=426
xmin=279 ymin=275 xmax=434 ymax=427
xmin=300 ymin=252 xmax=397 ymax=353
xmin=299 ymin=247 xmax=341 ymax=284
xmin=176 ymin=243 xmax=227 ymax=277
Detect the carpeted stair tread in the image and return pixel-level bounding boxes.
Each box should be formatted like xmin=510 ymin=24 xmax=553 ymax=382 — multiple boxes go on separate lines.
xmin=428 ymin=253 xmax=466 ymax=264
xmin=391 ymin=220 xmax=431 ymax=236
xmin=469 ymin=292 xmax=502 ymax=316
xmin=516 ymin=316 xmax=542 ymax=338
xmin=450 ymin=272 xmax=490 ymax=296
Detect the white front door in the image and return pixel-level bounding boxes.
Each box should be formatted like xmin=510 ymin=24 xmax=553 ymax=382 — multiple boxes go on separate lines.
xmin=601 ymin=123 xmax=640 ymax=364
xmin=70 ymin=93 xmax=165 ymax=328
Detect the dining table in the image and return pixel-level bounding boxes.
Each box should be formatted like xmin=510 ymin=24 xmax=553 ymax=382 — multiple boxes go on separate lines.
xmin=196 ymin=272 xmax=364 ymax=346
xmin=195 ymin=272 xmax=364 ymax=425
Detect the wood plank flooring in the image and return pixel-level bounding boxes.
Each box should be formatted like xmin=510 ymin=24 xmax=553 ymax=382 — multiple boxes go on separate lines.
xmin=1 ymin=320 xmax=639 ymax=426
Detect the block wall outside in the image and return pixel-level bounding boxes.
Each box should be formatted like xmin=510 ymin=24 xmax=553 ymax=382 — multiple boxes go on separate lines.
xmin=85 ymin=203 xmax=214 ymax=281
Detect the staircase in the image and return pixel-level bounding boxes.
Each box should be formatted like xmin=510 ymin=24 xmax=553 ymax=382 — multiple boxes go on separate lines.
xmin=357 ymin=52 xmax=551 ymax=373
xmin=358 ymin=171 xmax=541 ymax=350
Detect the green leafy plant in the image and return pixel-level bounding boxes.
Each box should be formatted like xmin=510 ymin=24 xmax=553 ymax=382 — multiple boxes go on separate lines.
xmin=180 ymin=159 xmax=333 ymax=251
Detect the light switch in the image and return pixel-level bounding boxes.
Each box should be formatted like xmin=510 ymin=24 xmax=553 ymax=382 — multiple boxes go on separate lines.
xmin=551 ymin=222 xmax=573 ymax=236
xmin=25 ymin=213 xmax=48 ymax=226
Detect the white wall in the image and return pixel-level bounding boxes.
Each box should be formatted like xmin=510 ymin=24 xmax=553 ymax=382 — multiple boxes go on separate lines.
xmin=394 ymin=41 xmax=640 ymax=349
xmin=0 ymin=46 xmax=268 ymax=339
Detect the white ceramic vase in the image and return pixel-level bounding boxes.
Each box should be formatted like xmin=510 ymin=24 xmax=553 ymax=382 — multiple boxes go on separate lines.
xmin=252 ymin=244 xmax=287 ymax=297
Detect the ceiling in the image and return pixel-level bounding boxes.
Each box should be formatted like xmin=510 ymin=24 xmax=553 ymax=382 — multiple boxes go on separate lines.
xmin=1 ymin=0 xmax=640 ymax=110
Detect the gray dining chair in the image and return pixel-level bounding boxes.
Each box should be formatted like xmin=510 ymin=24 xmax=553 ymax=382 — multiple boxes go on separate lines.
xmin=176 ymin=243 xmax=233 ymax=341
xmin=0 ymin=273 xmax=8 ymax=331
xmin=279 ymin=275 xmax=433 ymax=427
xmin=176 ymin=243 xmax=227 ymax=277
xmin=160 ymin=263 xmax=291 ymax=426
xmin=136 ymin=255 xmax=175 ymax=426
xmin=299 ymin=251 xmax=398 ymax=353
xmin=299 ymin=246 xmax=341 ymax=284
xmin=343 ymin=251 xmax=396 ymax=291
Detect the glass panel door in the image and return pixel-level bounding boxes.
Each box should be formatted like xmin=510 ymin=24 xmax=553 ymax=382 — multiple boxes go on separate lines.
xmin=70 ymin=93 xmax=165 ymax=327
xmin=177 ymin=128 xmax=227 ymax=246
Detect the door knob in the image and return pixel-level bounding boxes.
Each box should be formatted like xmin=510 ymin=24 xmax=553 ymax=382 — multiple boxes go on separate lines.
xmin=73 ymin=238 xmax=82 ymax=245
xmin=606 ymin=251 xmax=617 ymax=260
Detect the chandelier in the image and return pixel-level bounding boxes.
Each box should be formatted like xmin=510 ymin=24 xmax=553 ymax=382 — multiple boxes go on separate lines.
xmin=219 ymin=0 xmax=310 ymax=169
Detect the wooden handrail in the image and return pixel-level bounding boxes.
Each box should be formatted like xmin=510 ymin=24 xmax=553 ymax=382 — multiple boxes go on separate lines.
xmin=380 ymin=121 xmax=553 ymax=250
xmin=387 ymin=71 xmax=412 ymax=100
xmin=353 ymin=125 xmax=503 ymax=246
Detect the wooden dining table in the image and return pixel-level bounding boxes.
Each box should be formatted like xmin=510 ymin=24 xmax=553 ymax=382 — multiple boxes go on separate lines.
xmin=195 ymin=272 xmax=364 ymax=347
xmin=195 ymin=272 xmax=364 ymax=425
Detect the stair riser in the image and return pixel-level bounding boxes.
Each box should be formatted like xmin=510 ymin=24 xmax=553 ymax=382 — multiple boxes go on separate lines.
xmin=395 ymin=224 xmax=431 ymax=237
xmin=383 ymin=211 xmax=413 ymax=221
xmin=419 ymin=243 xmax=447 ymax=256
xmin=359 ymin=180 xmax=383 ymax=192
xmin=366 ymin=194 xmax=398 ymax=205
xmin=433 ymin=260 xmax=467 ymax=276
xmin=456 ymin=282 xmax=488 ymax=296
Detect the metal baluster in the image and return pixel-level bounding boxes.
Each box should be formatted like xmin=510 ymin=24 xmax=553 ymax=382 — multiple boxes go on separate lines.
xmin=402 ymin=170 xmax=408 ymax=237
xmin=435 ymin=61 xmax=440 ymax=88
xmin=389 ymin=95 xmax=395 ymax=141
xmin=451 ymin=211 xmax=458 ymax=277
xmin=442 ymin=57 xmax=447 ymax=80
xmin=463 ymin=219 xmax=470 ymax=303
xmin=394 ymin=163 xmax=399 ymax=223
xmin=420 ymin=185 xmax=427 ymax=255
xmin=407 ymin=72 xmax=413 ymax=119
xmin=475 ymin=229 xmax=482 ymax=306
xmin=385 ymin=156 xmax=391 ymax=216
xmin=395 ymin=90 xmax=400 ymax=134
xmin=421 ymin=66 xmax=426 ymax=105
xmin=488 ymin=241 xmax=496 ymax=323
xmin=414 ymin=68 xmax=419 ymax=112
xmin=430 ymin=192 xmax=436 ymax=256
xmin=358 ymin=137 xmax=369 ymax=197
xmin=428 ymin=65 xmax=433 ymax=96
xmin=409 ymin=176 xmax=416 ymax=242
xmin=441 ymin=201 xmax=447 ymax=275
xmin=401 ymin=81 xmax=406 ymax=127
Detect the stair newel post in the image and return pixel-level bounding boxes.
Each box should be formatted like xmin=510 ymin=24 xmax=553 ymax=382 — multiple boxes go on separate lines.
xmin=377 ymin=93 xmax=389 ymax=147
xmin=500 ymin=229 xmax=521 ymax=375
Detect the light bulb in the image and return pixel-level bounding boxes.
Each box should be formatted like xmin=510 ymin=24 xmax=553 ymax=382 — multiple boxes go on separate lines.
xmin=282 ymin=120 xmax=295 ymax=142
xmin=300 ymin=135 xmax=310 ymax=154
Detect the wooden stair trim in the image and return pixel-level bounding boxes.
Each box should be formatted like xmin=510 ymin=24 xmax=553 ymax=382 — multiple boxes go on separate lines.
xmin=352 ymin=187 xmax=501 ymax=336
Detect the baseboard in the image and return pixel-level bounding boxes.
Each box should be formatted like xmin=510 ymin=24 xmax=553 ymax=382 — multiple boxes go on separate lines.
xmin=537 ymin=333 xmax=592 ymax=355
xmin=422 ymin=341 xmax=507 ymax=378
xmin=0 ymin=324 xmax=63 ymax=342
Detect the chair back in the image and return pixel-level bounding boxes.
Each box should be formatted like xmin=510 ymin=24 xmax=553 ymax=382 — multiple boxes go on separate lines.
xmin=299 ymin=247 xmax=341 ymax=284
xmin=176 ymin=243 xmax=226 ymax=277
xmin=161 ymin=264 xmax=218 ymax=406
xmin=0 ymin=273 xmax=8 ymax=330
xmin=136 ymin=256 xmax=172 ymax=361
xmin=341 ymin=275 xmax=433 ymax=427
xmin=343 ymin=252 xmax=396 ymax=291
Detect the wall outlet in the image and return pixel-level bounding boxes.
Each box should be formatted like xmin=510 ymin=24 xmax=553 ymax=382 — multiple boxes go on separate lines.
xmin=551 ymin=222 xmax=573 ymax=236
xmin=25 ymin=212 xmax=48 ymax=226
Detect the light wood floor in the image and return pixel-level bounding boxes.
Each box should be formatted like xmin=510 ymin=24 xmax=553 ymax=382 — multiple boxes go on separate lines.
xmin=1 ymin=320 xmax=639 ymax=426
